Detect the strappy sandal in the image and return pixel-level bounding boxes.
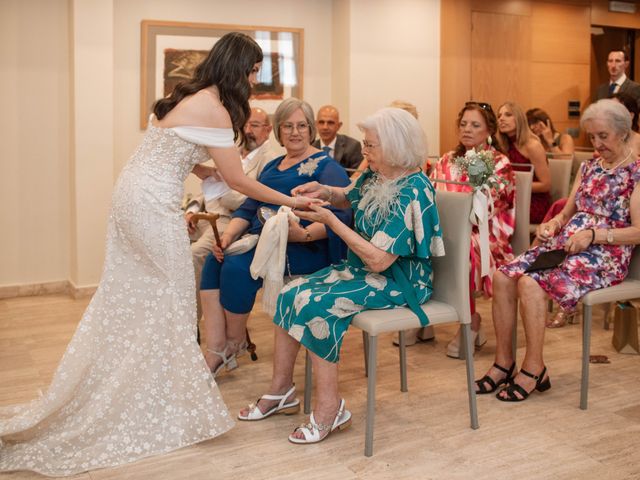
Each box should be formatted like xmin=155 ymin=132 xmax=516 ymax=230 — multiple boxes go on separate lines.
xmin=288 ymin=398 xmax=352 ymax=444
xmin=474 ymin=362 xmax=515 ymax=394
xmin=207 ymin=346 xmax=238 ymax=378
xmin=237 ymin=385 xmax=300 ymax=421
xmin=546 ymin=309 xmax=576 ymax=328
xmin=496 ymin=366 xmax=551 ymax=402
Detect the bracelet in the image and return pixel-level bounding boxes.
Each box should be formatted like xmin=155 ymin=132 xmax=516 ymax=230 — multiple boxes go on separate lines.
xmin=326 ymin=187 xmax=334 ymax=204
xmin=303 ymin=227 xmax=312 ymax=242
xmin=292 ymin=196 xmax=298 ymax=210
xmin=588 ymin=228 xmax=595 ymax=245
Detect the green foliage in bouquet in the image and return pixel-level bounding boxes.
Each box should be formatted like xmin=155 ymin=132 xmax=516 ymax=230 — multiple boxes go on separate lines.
xmin=453 ymin=148 xmax=506 ymax=189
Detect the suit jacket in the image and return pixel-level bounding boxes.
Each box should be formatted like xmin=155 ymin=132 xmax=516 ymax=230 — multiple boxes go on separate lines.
xmin=594 ymin=77 xmax=640 ymax=108
xmin=186 ymin=140 xmax=283 ymax=228
xmin=313 ymin=133 xmax=363 ymax=170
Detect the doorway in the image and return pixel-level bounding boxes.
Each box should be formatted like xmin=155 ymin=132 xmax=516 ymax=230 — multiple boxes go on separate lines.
xmin=590 ymin=26 xmax=638 ymax=100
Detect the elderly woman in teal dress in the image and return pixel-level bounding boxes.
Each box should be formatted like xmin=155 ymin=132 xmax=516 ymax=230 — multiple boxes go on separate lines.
xmin=238 ymin=107 xmax=444 ymax=444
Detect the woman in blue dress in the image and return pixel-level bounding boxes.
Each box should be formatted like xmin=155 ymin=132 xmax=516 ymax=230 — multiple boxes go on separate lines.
xmin=199 ymin=98 xmax=352 ymax=376
xmin=238 ymin=107 xmax=445 ymax=444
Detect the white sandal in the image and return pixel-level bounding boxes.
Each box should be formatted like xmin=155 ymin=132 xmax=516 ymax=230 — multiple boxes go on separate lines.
xmin=288 ymin=398 xmax=352 ymax=444
xmin=237 ymin=385 xmax=300 ymax=421
xmin=207 ymin=346 xmax=238 ymax=378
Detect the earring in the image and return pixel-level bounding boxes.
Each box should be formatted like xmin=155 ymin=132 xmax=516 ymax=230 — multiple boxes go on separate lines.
xmin=487 ymin=135 xmax=493 ymax=146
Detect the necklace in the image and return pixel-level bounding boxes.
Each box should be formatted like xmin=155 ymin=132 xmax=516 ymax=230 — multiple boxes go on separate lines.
xmin=600 ymin=149 xmax=633 ymax=171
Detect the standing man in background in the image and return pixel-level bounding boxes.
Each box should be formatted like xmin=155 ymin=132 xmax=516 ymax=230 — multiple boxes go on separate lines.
xmin=313 ymin=104 xmax=363 ymax=170
xmin=594 ymin=49 xmax=640 ymax=108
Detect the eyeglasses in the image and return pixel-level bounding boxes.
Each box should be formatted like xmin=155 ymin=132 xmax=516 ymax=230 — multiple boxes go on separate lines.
xmin=362 ymin=140 xmax=380 ymax=150
xmin=465 ymin=101 xmax=493 ymax=112
xmin=281 ymin=122 xmax=310 ymax=134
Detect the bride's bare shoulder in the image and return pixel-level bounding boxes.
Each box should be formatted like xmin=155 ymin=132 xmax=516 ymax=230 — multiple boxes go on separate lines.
xmin=160 ymin=87 xmax=232 ymax=129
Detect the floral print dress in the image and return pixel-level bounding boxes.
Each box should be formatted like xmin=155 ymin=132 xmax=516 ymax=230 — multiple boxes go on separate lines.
xmin=501 ymin=158 xmax=640 ymax=312
xmin=273 ymin=171 xmax=444 ymax=363
xmin=431 ymin=147 xmax=515 ymax=298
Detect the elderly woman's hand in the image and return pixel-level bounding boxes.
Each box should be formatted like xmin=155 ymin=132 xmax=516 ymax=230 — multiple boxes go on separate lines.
xmin=287 ymin=219 xmax=308 ymax=242
xmin=291 ymin=182 xmax=329 ymax=200
xmin=213 ymin=235 xmax=232 ymax=262
xmin=564 ymin=229 xmax=593 ymax=254
xmin=536 ymin=219 xmax=561 ymax=242
xmin=295 ymin=203 xmax=337 ymax=227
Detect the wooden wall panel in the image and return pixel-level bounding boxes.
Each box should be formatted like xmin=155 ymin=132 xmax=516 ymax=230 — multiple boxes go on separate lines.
xmin=531 ymin=2 xmax=591 ymax=64
xmin=440 ymin=0 xmax=471 ymax=153
xmin=470 ymin=0 xmax=531 ymax=16
xmin=530 ymin=62 xmax=590 ymax=122
xmin=591 ymin=0 xmax=640 ymax=28
xmin=471 ymin=12 xmax=531 ymax=110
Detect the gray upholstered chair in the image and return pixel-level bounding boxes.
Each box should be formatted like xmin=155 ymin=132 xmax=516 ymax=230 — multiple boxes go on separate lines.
xmin=579 ymin=247 xmax=640 ymax=409
xmin=512 ymin=169 xmax=533 ymax=256
xmin=304 ymin=191 xmax=477 ymax=456
xmin=528 ymin=157 xmax=573 ymax=235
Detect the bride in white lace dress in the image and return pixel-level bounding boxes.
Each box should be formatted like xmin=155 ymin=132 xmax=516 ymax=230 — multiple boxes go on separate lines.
xmin=0 ymin=33 xmax=308 ymax=477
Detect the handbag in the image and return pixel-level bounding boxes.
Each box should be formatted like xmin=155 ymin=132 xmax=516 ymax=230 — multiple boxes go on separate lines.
xmin=224 ymin=234 xmax=259 ymax=256
xmin=611 ymin=301 xmax=640 ymax=354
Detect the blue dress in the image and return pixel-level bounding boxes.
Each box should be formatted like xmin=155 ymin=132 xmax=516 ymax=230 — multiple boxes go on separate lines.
xmin=200 ymin=151 xmax=352 ymax=314
xmin=273 ymin=170 xmax=444 ymax=363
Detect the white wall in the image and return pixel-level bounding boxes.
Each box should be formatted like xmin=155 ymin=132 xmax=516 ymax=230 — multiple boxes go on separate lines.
xmin=342 ymin=0 xmax=440 ymax=154
xmin=0 ymin=0 xmax=71 ymax=287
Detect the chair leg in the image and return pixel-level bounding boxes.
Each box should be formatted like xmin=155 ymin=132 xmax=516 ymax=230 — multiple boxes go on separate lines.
xmin=304 ymin=350 xmax=312 ymax=414
xmin=399 ymin=330 xmax=408 ymax=393
xmin=461 ymin=323 xmax=479 ymax=429
xmin=603 ymin=302 xmax=612 ymax=330
xmin=364 ymin=335 xmax=378 ymax=457
xmin=245 ymin=328 xmax=257 ymax=361
xmin=362 ymin=331 xmax=369 ymax=377
xmin=580 ymin=304 xmax=593 ymax=410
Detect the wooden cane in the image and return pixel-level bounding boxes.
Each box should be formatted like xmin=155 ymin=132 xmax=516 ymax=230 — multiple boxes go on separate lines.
xmin=191 ymin=212 xmax=258 ymax=361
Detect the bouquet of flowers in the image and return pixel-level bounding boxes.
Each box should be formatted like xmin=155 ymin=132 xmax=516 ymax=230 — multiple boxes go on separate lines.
xmin=452 ymin=147 xmax=504 ymax=190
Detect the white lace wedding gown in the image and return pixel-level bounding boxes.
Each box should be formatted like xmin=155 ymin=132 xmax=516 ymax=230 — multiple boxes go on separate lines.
xmin=0 ymin=122 xmax=235 ymax=476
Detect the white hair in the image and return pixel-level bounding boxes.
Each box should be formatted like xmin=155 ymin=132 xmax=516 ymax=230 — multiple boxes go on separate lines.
xmin=581 ymin=99 xmax=632 ymax=142
xmin=357 ymin=107 xmax=427 ymax=169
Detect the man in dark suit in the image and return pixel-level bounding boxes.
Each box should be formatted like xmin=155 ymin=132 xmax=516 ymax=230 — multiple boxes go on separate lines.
xmin=594 ymin=49 xmax=640 ymax=108
xmin=313 ymin=105 xmax=363 ymax=170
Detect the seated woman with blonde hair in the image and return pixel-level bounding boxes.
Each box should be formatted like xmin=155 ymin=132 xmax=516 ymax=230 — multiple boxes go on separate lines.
xmin=238 ymin=107 xmax=444 ymax=444
xmin=476 ymin=99 xmax=640 ymax=401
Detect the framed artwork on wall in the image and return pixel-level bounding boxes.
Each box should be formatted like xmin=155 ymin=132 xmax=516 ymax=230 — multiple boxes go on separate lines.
xmin=140 ymin=20 xmax=304 ymax=129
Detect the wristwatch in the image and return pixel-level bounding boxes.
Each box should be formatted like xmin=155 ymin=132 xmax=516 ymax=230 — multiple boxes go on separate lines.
xmin=606 ymin=229 xmax=614 ymax=244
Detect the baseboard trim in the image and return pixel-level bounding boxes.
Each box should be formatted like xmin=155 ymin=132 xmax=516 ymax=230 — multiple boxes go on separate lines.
xmin=0 ymin=281 xmax=70 ymax=299
xmin=0 ymin=281 xmax=98 ymax=300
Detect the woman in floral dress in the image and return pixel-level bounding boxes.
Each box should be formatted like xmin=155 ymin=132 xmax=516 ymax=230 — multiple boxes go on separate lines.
xmin=238 ymin=107 xmax=444 ymax=444
xmin=476 ymin=99 xmax=640 ymax=402
xmin=431 ymin=102 xmax=515 ymax=358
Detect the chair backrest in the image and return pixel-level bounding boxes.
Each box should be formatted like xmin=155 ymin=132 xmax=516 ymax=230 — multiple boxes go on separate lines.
xmin=431 ymin=190 xmax=473 ymax=325
xmin=512 ymin=170 xmax=533 ymax=255
xmin=573 ymin=150 xmax=594 ymax=177
xmin=548 ymin=158 xmax=572 ymax=202
xmin=627 ymin=246 xmax=640 ymax=281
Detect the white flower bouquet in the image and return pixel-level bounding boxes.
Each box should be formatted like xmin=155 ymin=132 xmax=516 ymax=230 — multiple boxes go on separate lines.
xmin=453 ymin=147 xmax=504 ymax=190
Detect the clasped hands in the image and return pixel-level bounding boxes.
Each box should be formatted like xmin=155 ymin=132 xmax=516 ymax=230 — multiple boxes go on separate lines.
xmin=291 ymin=182 xmax=336 ymax=226
xmin=536 ymin=219 xmax=592 ymax=254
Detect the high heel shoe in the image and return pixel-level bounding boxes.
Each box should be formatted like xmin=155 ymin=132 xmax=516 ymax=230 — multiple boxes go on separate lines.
xmin=546 ymin=309 xmax=576 ymax=328
xmin=496 ymin=366 xmax=551 ymax=402
xmin=475 ymin=362 xmax=515 ymax=394
xmin=446 ymin=326 xmax=487 ymax=359
xmin=207 ymin=346 xmax=238 ymax=378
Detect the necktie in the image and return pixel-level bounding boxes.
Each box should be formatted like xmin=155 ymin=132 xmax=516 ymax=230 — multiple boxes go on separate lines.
xmin=322 ymin=146 xmax=331 ymax=156
xmin=608 ymin=83 xmax=617 ymax=95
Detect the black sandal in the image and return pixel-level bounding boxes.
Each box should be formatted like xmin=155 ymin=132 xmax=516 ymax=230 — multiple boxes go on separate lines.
xmin=474 ymin=362 xmax=515 ymax=394
xmin=496 ymin=366 xmax=551 ymax=402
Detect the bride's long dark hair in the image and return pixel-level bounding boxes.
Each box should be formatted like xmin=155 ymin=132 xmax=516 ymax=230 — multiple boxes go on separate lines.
xmin=153 ymin=32 xmax=263 ymax=143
